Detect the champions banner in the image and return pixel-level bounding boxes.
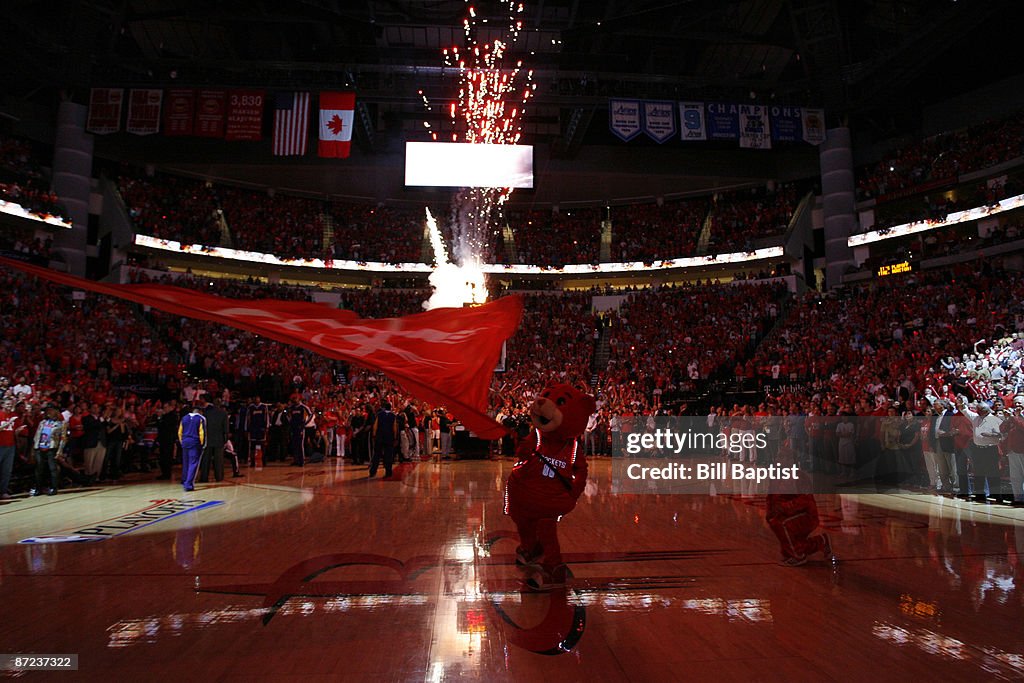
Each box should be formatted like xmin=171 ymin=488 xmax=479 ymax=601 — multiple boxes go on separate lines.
xmin=126 ymin=89 xmax=163 ymax=135
xmin=86 ymin=88 xmax=124 ymax=135
xmin=194 ymin=90 xmax=227 ymax=138
xmin=705 ymin=102 xmax=741 ymax=140
xmin=738 ymin=104 xmax=771 ymax=149
xmin=769 ymin=105 xmax=802 ymax=143
xmin=801 ymin=108 xmax=826 ymax=145
xmin=609 ymin=99 xmax=642 ymax=142
xmin=642 ymin=101 xmax=676 ymax=143
xmin=0 ymin=257 xmax=522 ymax=438
xmin=225 ymin=89 xmax=265 ymax=141
xmin=163 ymin=89 xmax=195 ymax=136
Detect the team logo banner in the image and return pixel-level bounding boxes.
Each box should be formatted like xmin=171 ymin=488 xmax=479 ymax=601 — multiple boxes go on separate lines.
xmin=705 ymin=102 xmax=741 ymax=140
xmin=642 ymin=101 xmax=676 ymax=143
xmin=163 ymin=89 xmax=195 ymax=137
xmin=126 ymin=89 xmax=163 ymax=135
xmin=608 ymin=99 xmax=642 ymax=142
xmin=86 ymin=88 xmax=124 ymax=135
xmin=738 ymin=104 xmax=771 ymax=149
xmin=769 ymin=105 xmax=803 ymax=143
xmin=225 ymin=89 xmax=265 ymax=141
xmin=679 ymin=102 xmax=707 ymax=141
xmin=0 ymin=257 xmax=522 ymax=439
xmin=802 ymin=108 xmax=826 ymax=145
xmin=194 ymin=90 xmax=226 ymax=138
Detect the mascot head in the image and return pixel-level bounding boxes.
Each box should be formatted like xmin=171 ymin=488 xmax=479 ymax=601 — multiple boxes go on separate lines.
xmin=529 ymin=383 xmax=597 ymax=441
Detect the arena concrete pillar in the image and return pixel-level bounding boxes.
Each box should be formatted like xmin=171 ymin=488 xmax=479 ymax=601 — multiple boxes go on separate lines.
xmin=818 ymin=127 xmax=856 ymax=289
xmin=51 ymin=100 xmax=94 ymax=276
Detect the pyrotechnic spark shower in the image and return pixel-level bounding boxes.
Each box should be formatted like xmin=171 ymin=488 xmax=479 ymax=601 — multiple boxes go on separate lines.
xmin=421 ymin=1 xmax=536 ymax=309
xmin=423 ymin=208 xmax=488 ymax=310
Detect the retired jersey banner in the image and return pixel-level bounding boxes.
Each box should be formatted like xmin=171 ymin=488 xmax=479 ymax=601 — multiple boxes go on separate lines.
xmin=802 ymin=108 xmax=826 ymax=145
xmin=225 ymin=89 xmax=265 ymax=141
xmin=0 ymin=257 xmax=521 ymax=439
xmin=738 ymin=104 xmax=771 ymax=149
xmin=608 ymin=99 xmax=642 ymax=142
xmin=642 ymin=101 xmax=676 ymax=143
xmin=163 ymin=89 xmax=195 ymax=136
xmin=679 ymin=102 xmax=707 ymax=141
xmin=705 ymin=102 xmax=740 ymax=140
xmin=86 ymin=88 xmax=124 ymax=135
xmin=769 ymin=105 xmax=802 ymax=143
xmin=126 ymin=89 xmax=162 ymax=135
xmin=194 ymin=90 xmax=226 ymax=138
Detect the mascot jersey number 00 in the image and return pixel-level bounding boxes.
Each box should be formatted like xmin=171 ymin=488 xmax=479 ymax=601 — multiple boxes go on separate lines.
xmin=504 ymin=383 xmax=597 ymax=590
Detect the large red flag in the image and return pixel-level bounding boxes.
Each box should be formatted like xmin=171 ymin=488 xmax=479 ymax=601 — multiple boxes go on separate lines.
xmin=0 ymin=258 xmax=521 ymax=438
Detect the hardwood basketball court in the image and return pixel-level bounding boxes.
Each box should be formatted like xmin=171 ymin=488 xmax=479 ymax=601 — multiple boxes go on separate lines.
xmin=1 ymin=457 xmax=1022 ymax=681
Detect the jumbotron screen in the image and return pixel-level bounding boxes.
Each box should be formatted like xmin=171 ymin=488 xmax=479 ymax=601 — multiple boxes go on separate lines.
xmin=404 ymin=142 xmax=534 ymax=189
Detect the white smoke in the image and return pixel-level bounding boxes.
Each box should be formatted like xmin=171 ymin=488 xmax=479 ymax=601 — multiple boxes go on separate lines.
xmin=423 ymin=207 xmax=488 ymax=310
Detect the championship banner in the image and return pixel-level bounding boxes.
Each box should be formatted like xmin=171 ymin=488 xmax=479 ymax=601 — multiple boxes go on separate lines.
xmin=126 ymin=89 xmax=162 ymax=135
xmin=194 ymin=90 xmax=226 ymax=138
xmin=0 ymin=257 xmax=522 ymax=439
xmin=738 ymin=104 xmax=771 ymax=149
xmin=679 ymin=102 xmax=706 ymax=141
xmin=608 ymin=99 xmax=642 ymax=142
xmin=225 ymin=89 xmax=265 ymax=141
xmin=705 ymin=102 xmax=740 ymax=140
xmin=769 ymin=105 xmax=802 ymax=143
xmin=86 ymin=88 xmax=124 ymax=135
xmin=642 ymin=100 xmax=676 ymax=143
xmin=163 ymin=89 xmax=195 ymax=136
xmin=801 ymin=108 xmax=826 ymax=145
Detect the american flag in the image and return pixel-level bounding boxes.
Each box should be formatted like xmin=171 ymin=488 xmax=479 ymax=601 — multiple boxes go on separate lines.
xmin=272 ymin=92 xmax=310 ymax=156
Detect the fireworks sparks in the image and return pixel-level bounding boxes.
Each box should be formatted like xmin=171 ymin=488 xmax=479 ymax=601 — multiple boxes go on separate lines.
xmin=421 ymin=1 xmax=535 ymax=308
xmin=423 ymin=208 xmax=488 ymax=311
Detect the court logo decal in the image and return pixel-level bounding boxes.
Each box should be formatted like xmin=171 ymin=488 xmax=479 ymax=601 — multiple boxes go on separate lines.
xmin=19 ymin=498 xmax=225 ymax=544
xmin=199 ymin=531 xmax=727 ymax=654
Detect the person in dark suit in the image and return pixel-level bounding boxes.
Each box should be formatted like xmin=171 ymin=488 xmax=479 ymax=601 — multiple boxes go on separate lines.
xmin=933 ymin=399 xmax=959 ymax=495
xmin=156 ymin=400 xmax=180 ymax=481
xmin=199 ymin=397 xmax=230 ymax=482
xmin=369 ymin=402 xmax=397 ymax=478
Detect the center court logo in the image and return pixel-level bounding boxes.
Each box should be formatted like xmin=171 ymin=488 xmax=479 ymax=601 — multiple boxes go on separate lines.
xmin=18 ymin=498 xmax=225 ymax=544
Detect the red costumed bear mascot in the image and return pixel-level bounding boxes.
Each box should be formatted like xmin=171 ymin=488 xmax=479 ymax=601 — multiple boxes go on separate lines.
xmin=504 ymin=383 xmax=596 ymax=590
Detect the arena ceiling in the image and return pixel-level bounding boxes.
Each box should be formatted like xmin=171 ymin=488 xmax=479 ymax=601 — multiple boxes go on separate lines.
xmin=2 ymin=0 xmax=1019 ymax=148
xmin=2 ymin=0 xmax=1015 ymax=141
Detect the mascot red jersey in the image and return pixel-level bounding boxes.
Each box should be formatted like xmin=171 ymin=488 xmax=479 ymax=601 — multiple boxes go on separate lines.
xmin=504 ymin=383 xmax=596 ymax=590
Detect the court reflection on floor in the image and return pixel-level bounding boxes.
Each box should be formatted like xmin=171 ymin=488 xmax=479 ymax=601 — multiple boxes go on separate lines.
xmin=0 ymin=458 xmax=1022 ymax=681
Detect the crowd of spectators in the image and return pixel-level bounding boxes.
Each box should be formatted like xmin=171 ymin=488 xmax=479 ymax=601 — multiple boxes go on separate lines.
xmin=610 ymin=197 xmax=707 ymax=262
xmin=218 ymin=186 xmax=325 ymax=258
xmin=505 ymin=207 xmax=602 ymax=267
xmin=706 ymin=183 xmax=801 ymax=252
xmin=327 ymin=202 xmax=425 ymax=264
xmin=0 ymin=135 xmax=67 ymax=222
xmin=601 ymin=282 xmax=785 ymax=411
xmin=750 ymin=259 xmax=1024 ymax=409
xmin=856 ymin=109 xmax=1024 ymax=202
xmin=118 ymin=172 xmax=222 ymax=247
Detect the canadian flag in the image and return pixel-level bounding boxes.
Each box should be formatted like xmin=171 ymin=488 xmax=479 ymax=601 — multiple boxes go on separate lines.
xmin=0 ymin=257 xmax=521 ymax=438
xmin=318 ymin=91 xmax=355 ymax=158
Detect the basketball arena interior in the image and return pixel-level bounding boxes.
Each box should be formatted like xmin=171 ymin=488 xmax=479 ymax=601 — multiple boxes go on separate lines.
xmin=3 ymin=1 xmax=1024 ymax=681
